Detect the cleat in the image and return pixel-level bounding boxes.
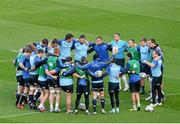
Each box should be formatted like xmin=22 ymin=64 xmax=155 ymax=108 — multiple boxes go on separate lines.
xmin=116 ymin=108 xmax=120 ymax=114
xmin=109 ymin=108 xmax=116 ymax=114
xmin=85 ymin=110 xmax=90 ymax=115
xmin=137 ymin=107 xmax=140 ymax=111
xmin=101 ymin=109 xmax=106 ymax=114
xmin=74 ymin=109 xmax=78 ymax=114
xmin=92 ymin=112 xmax=97 ymax=115
xmin=123 ymin=87 xmax=129 ymax=92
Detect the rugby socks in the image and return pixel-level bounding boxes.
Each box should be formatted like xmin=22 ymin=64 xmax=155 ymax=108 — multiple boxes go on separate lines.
xmin=16 ymin=93 xmax=20 ymax=105
xmin=28 ymin=94 xmax=34 ymax=105
xmin=100 ymin=98 xmax=105 ymax=109
xmin=75 ymin=94 xmax=81 ymax=109
xmin=115 ymin=91 xmax=120 ymax=108
xmin=84 ymin=94 xmax=89 ymax=110
xmin=109 ymin=92 xmax=115 ymax=108
xmin=122 ymin=75 xmax=129 ymax=89
xmin=92 ymin=99 xmax=97 ymax=112
xmin=19 ymin=93 xmax=27 ymax=105
xmin=33 ymin=91 xmax=41 ymax=105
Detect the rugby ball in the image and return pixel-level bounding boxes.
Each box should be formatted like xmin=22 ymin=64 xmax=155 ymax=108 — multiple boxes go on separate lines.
xmin=95 ymin=70 xmax=103 ymax=77
xmin=140 ymin=72 xmax=147 ymax=79
xmin=112 ymin=46 xmax=119 ymax=55
xmin=79 ymin=103 xmax=86 ymax=111
xmin=145 ymin=105 xmax=154 ymax=112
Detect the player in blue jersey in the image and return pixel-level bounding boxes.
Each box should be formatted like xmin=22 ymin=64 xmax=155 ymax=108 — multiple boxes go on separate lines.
xmin=17 ymin=47 xmax=32 ymax=109
xmin=73 ymin=34 xmax=89 ymax=63
xmin=74 ymin=56 xmax=91 ymax=114
xmin=105 ymin=58 xmax=124 ymax=114
xmin=147 ymin=38 xmax=165 ymax=100
xmin=125 ymin=52 xmax=141 ymax=111
xmin=28 ymin=49 xmax=45 ymax=109
xmin=57 ymin=33 xmax=75 ymax=63
xmin=48 ymin=38 xmax=59 ymax=54
xmin=14 ymin=49 xmax=25 ymax=106
xmin=144 ymin=50 xmax=163 ymax=107
xmin=110 ymin=33 xmax=129 ymax=91
xmin=76 ymin=54 xmax=108 ymax=114
xmin=36 ymin=39 xmax=49 ymax=53
xmin=139 ymin=38 xmax=151 ymax=95
xmin=88 ymin=36 xmax=112 ymax=62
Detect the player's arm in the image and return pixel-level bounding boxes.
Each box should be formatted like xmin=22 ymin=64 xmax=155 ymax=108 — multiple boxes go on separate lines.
xmin=19 ymin=56 xmax=28 ymax=71
xmin=62 ymin=66 xmax=76 ymax=76
xmin=76 ymin=62 xmax=91 ymax=70
xmin=144 ymin=60 xmax=156 ymax=68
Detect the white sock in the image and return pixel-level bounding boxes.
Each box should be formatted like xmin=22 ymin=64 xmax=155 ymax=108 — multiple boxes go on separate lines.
xmin=122 ymin=75 xmax=128 ymax=88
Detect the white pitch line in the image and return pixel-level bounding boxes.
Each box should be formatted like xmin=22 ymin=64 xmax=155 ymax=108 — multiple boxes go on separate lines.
xmin=9 ymin=49 xmax=19 ymax=53
xmin=0 ymin=112 xmax=40 ymax=119
xmin=0 ymin=59 xmax=12 ymax=63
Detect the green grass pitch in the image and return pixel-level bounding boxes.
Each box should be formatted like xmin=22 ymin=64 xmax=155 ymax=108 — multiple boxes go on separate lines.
xmin=0 ymin=0 xmax=180 ymax=123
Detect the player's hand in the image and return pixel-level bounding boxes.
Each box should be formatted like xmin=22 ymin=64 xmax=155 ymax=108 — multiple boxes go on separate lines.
xmin=127 ymin=71 xmax=131 ymax=74
xmin=143 ymin=60 xmax=147 ymax=63
xmin=25 ymin=68 xmax=28 ymax=72
xmin=80 ymin=75 xmax=86 ymax=79
xmin=52 ymin=76 xmax=58 ymax=80
xmin=132 ymin=70 xmax=136 ymax=74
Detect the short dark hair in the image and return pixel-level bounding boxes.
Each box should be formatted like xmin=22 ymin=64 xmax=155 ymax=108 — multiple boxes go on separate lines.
xmin=93 ymin=54 xmax=99 ymax=60
xmin=66 ymin=56 xmax=72 ymax=62
xmin=148 ymin=38 xmax=156 ymax=44
xmin=65 ymin=33 xmax=74 ymax=40
xmin=37 ymin=49 xmax=44 ymax=54
xmin=41 ymin=39 xmax=48 ymax=45
xmin=127 ymin=52 xmax=132 ymax=59
xmin=128 ymin=39 xmax=135 ymax=43
xmin=24 ymin=47 xmax=32 ymax=53
xmin=140 ymin=37 xmax=147 ymax=42
xmin=96 ymin=36 xmax=102 ymax=40
xmin=51 ymin=38 xmax=58 ymax=44
xmin=114 ymin=32 xmax=120 ymax=36
xmin=79 ymin=34 xmax=86 ymax=39
xmin=153 ymin=49 xmax=160 ymax=56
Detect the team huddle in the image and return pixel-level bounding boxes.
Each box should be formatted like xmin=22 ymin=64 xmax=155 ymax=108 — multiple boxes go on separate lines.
xmin=14 ymin=33 xmax=165 ymax=114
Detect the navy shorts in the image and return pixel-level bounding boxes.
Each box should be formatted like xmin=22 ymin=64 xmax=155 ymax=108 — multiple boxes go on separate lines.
xmin=108 ymin=82 xmax=120 ymax=92
xmin=60 ymin=85 xmax=73 ymax=93
xmin=47 ymin=79 xmax=59 ymax=88
xmin=16 ymin=75 xmax=25 ymax=86
xmin=129 ymin=81 xmax=141 ymax=93
xmin=140 ymin=63 xmax=151 ymax=75
xmin=92 ymin=82 xmax=104 ymax=92
xmin=76 ymin=85 xmax=90 ymax=95
xmin=114 ymin=58 xmax=125 ymax=68
xmin=152 ymin=76 xmax=162 ymax=86
xmin=24 ymin=78 xmax=30 ymax=87
xmin=29 ymin=75 xmax=39 ymax=86
xmin=39 ymin=81 xmax=49 ymax=90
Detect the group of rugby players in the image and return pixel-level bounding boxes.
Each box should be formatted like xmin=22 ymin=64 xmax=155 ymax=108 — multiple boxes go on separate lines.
xmin=14 ymin=33 xmax=164 ymax=114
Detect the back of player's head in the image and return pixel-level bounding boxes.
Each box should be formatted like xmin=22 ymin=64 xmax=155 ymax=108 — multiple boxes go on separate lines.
xmin=93 ymin=54 xmax=99 ymax=60
xmin=41 ymin=38 xmax=49 ymax=45
xmin=37 ymin=49 xmax=44 ymax=54
xmin=127 ymin=52 xmax=132 ymax=59
xmin=24 ymin=47 xmax=32 ymax=53
xmin=66 ymin=56 xmax=72 ymax=62
xmin=65 ymin=33 xmax=74 ymax=40
xmin=79 ymin=34 xmax=86 ymax=39
xmin=81 ymin=56 xmax=87 ymax=62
